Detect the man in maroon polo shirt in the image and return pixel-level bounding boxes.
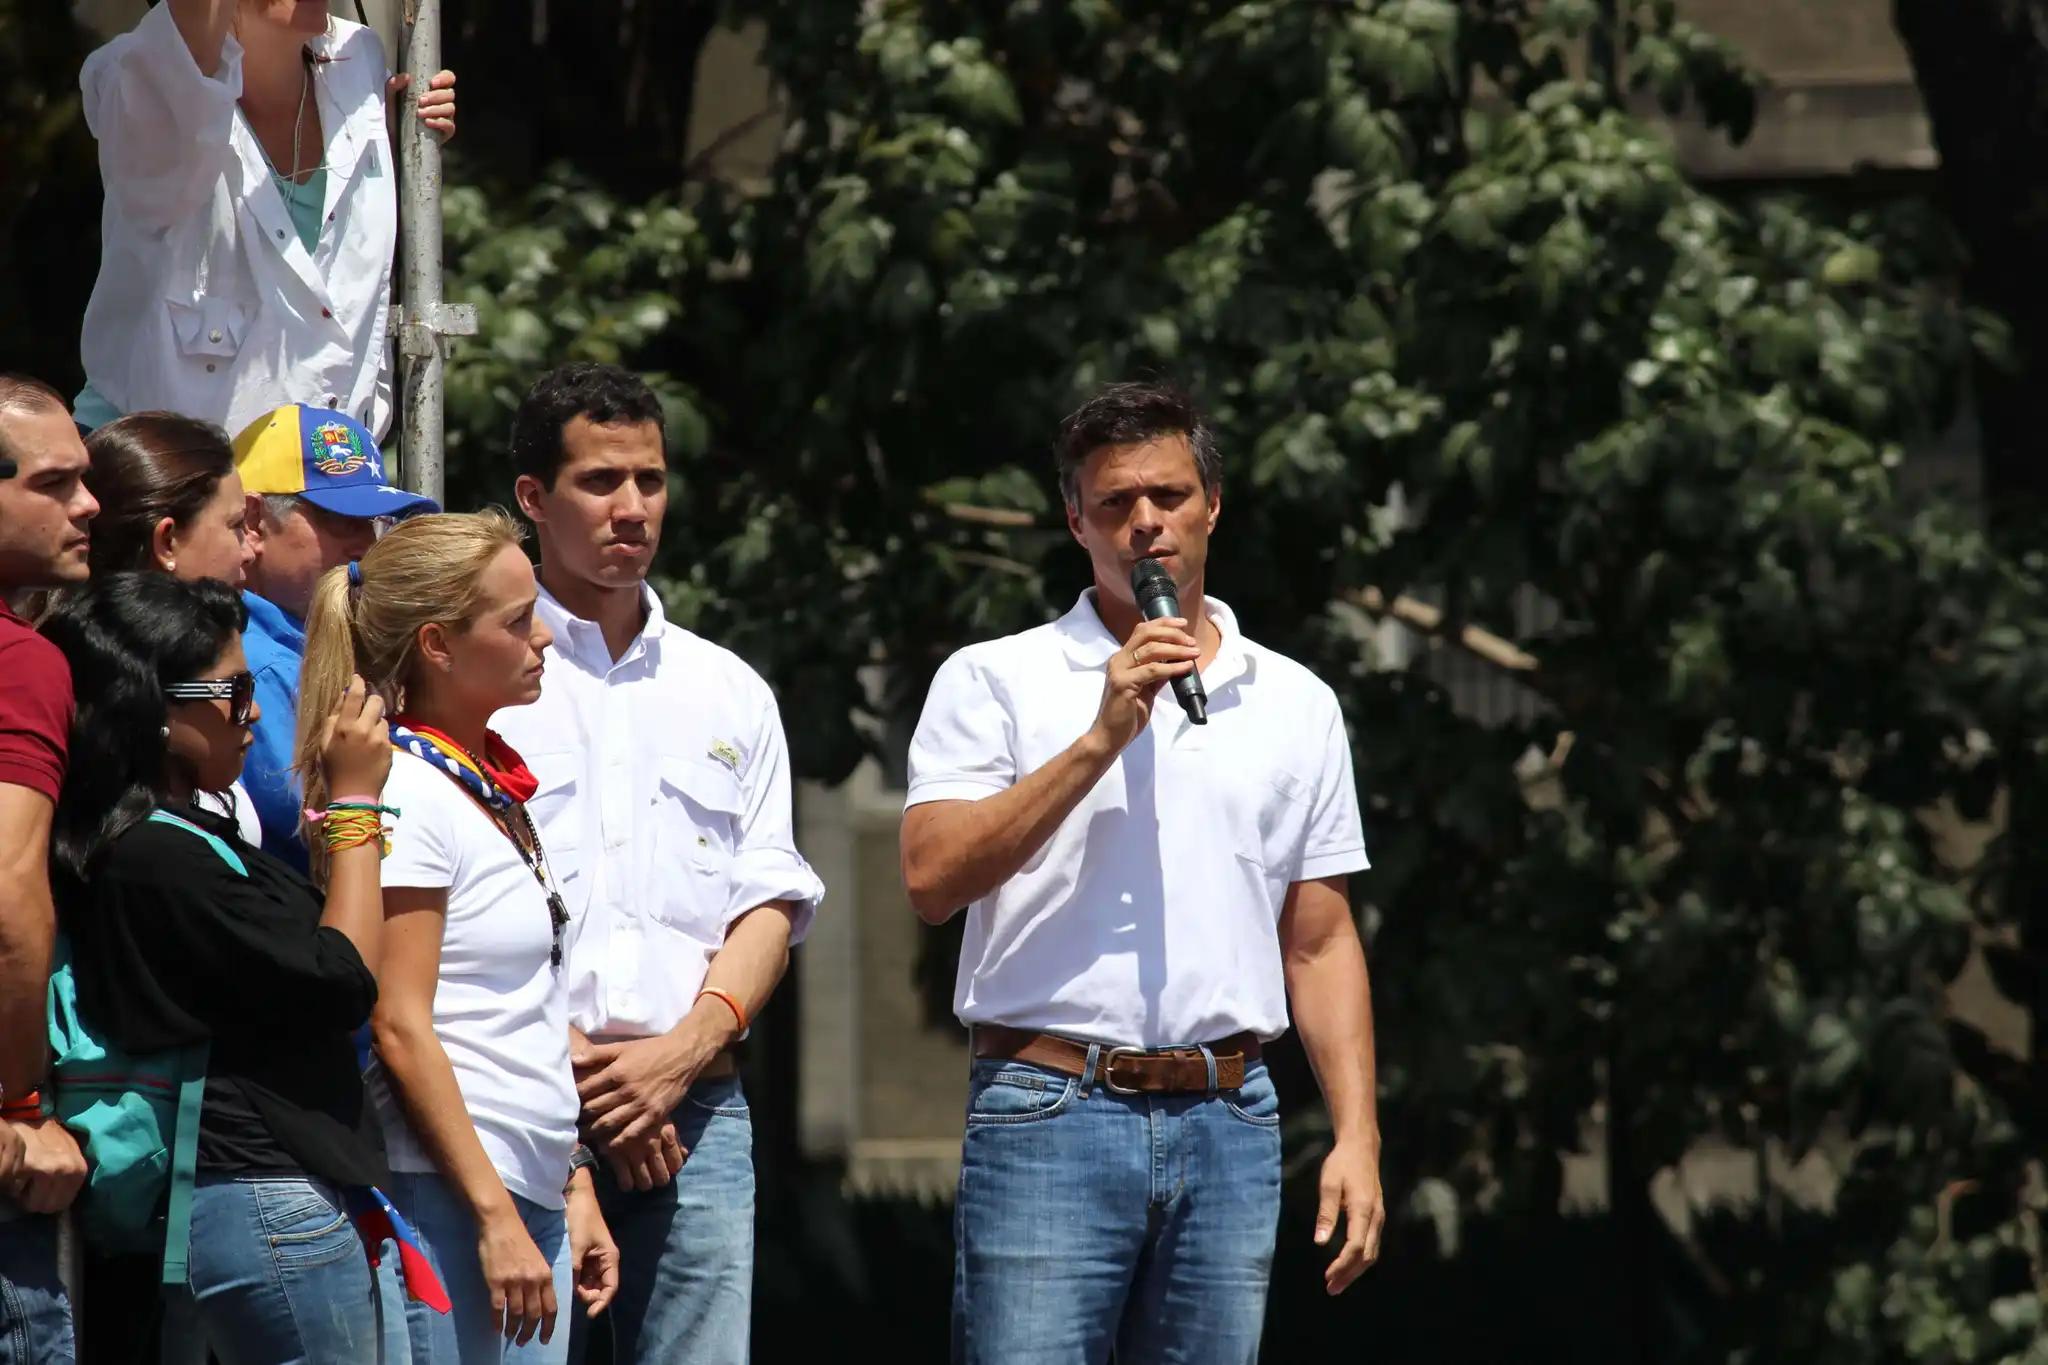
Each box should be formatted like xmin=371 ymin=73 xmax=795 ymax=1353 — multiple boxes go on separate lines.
xmin=0 ymin=375 xmax=97 ymax=1365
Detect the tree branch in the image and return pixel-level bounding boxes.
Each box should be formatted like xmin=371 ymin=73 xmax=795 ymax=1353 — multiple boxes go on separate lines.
xmin=934 ymin=500 xmax=1039 ymax=529
xmin=951 ymin=549 xmax=1035 ymax=577
xmin=1346 ymin=585 xmax=1539 ymax=674
xmin=685 ymin=100 xmax=786 ymax=181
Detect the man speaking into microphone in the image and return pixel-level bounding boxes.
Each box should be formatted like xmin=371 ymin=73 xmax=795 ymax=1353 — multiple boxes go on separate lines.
xmin=901 ymin=381 xmax=1383 ymax=1364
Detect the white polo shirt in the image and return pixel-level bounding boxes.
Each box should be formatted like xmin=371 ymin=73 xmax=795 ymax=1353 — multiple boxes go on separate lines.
xmin=79 ymin=5 xmax=396 ymax=437
xmin=906 ymin=591 xmax=1368 ymax=1048
xmin=369 ymin=749 xmax=580 ymax=1210
xmin=492 ymin=584 xmax=825 ymax=1041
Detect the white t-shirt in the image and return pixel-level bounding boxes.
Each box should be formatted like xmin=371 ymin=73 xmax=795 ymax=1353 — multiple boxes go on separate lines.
xmin=197 ymin=779 xmax=263 ymax=847
xmin=905 ymin=592 xmax=1369 ymax=1047
xmin=368 ymin=749 xmax=579 ymax=1209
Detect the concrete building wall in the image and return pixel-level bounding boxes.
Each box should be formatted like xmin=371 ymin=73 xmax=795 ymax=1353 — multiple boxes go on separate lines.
xmin=1662 ymin=0 xmax=1934 ymax=177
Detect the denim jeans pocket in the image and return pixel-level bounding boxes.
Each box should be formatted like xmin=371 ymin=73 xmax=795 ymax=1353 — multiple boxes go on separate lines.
xmin=254 ymin=1182 xmax=359 ymax=1268
xmin=685 ymin=1076 xmax=751 ymax=1120
xmin=1223 ymin=1064 xmax=1282 ymax=1127
xmin=966 ymin=1062 xmax=1077 ymax=1126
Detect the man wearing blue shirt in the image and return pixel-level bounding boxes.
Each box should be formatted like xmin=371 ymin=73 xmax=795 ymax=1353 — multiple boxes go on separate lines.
xmin=230 ymin=404 xmax=436 ymax=866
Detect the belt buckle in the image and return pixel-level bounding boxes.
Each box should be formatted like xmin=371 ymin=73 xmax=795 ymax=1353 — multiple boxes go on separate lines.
xmin=1101 ymin=1046 xmax=1146 ymax=1095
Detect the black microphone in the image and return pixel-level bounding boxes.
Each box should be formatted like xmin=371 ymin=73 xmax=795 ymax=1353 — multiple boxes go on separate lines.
xmin=1129 ymin=558 xmax=1207 ymax=725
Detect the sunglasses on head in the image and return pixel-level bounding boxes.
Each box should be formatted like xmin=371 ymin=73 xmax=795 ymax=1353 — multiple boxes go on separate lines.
xmin=164 ymin=671 xmax=256 ymax=726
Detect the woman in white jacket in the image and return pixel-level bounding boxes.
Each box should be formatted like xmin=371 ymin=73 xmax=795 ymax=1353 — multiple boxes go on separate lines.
xmin=75 ymin=1 xmax=455 ymax=441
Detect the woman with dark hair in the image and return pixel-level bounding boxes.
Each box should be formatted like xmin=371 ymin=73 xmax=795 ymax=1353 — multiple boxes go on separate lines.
xmin=41 ymin=572 xmax=399 ymax=1362
xmin=84 ymin=412 xmax=255 ymax=585
xmin=81 ymin=411 xmax=261 ymax=846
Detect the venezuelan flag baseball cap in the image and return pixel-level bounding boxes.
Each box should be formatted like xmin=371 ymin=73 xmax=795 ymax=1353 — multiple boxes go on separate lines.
xmin=231 ymin=404 xmax=441 ymax=519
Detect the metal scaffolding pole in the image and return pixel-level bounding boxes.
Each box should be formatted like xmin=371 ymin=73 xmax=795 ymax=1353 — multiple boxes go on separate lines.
xmin=394 ymin=0 xmax=473 ymax=507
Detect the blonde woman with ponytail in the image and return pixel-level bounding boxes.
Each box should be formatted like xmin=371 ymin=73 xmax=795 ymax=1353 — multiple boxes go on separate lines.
xmin=295 ymin=509 xmax=618 ymax=1362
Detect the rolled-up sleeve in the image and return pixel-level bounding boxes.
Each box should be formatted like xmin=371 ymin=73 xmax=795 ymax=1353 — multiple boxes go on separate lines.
xmin=724 ymin=687 xmax=825 ymax=943
xmin=82 ymin=4 xmax=243 ymax=230
xmin=905 ymin=648 xmax=1016 ymax=808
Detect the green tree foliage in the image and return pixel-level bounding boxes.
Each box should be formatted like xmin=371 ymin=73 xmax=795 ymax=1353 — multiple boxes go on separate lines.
xmin=443 ymin=5 xmax=2048 ymax=1355
xmin=0 ymin=0 xmax=96 ymax=381
xmin=0 ymin=0 xmax=2016 ymax=1354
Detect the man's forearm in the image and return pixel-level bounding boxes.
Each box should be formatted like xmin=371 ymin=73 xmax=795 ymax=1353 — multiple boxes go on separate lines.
xmin=902 ymin=728 xmax=1118 ymax=922
xmin=0 ymin=881 xmax=55 ymax=1097
xmin=661 ymin=901 xmax=799 ymax=1055
xmin=695 ymin=902 xmax=797 ymax=1030
xmin=1286 ymin=926 xmax=1380 ymax=1146
xmin=570 ymin=906 xmax=799 ymax=1154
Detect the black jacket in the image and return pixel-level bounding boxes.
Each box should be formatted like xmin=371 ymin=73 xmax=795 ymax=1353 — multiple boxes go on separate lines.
xmin=59 ymin=803 xmax=388 ymax=1188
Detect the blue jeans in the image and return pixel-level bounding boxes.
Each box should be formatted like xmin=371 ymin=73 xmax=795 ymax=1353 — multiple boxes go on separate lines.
xmin=571 ymin=1073 xmax=753 ymax=1365
xmin=387 ymin=1172 xmax=571 ymax=1365
xmin=160 ymin=1174 xmax=404 ymax=1365
xmin=952 ymin=1052 xmax=1283 ymax=1365
xmin=0 ymin=1214 xmax=74 ymax=1365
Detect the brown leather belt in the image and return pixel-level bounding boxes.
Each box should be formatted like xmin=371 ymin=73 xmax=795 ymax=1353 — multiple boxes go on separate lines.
xmin=973 ymin=1026 xmax=1261 ymax=1095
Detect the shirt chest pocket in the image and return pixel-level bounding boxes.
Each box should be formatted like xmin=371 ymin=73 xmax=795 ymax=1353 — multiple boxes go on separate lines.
xmin=653 ymin=756 xmax=745 ymax=925
xmin=166 ymin=291 xmax=251 ymax=362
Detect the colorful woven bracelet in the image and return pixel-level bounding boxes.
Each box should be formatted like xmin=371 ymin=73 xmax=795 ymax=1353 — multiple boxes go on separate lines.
xmin=323 ymin=807 xmax=393 ymax=857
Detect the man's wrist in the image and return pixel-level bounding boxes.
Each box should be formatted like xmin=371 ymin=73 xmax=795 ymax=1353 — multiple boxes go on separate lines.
xmin=679 ymin=996 xmax=743 ymax=1052
xmin=1330 ymin=1122 xmax=1382 ymax=1156
xmin=1074 ymin=725 xmax=1118 ymax=767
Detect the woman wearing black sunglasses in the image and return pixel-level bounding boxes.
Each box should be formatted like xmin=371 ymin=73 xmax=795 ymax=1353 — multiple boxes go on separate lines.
xmin=39 ymin=571 xmax=398 ymax=1362
xmin=73 ymin=410 xmax=264 ymax=848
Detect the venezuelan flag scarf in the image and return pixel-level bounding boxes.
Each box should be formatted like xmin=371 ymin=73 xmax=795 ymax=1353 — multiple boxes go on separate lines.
xmin=388 ymin=719 xmax=539 ymax=809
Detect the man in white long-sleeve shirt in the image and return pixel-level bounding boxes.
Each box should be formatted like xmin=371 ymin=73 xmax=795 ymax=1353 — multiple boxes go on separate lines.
xmin=495 ymin=363 xmax=823 ymax=1365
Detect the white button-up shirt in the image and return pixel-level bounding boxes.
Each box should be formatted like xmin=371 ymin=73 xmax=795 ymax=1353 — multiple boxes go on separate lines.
xmin=906 ymin=591 xmax=1369 ymax=1047
xmin=79 ymin=6 xmax=396 ymax=438
xmin=494 ymin=585 xmax=824 ymax=1040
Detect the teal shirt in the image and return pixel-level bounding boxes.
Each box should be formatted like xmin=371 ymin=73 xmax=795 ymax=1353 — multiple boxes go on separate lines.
xmin=278 ymin=167 xmax=327 ymax=255
xmin=72 ymin=384 xmax=119 ymax=432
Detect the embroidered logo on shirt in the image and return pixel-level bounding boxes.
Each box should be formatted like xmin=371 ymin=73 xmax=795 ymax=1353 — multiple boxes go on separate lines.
xmin=708 ymin=739 xmax=744 ymax=773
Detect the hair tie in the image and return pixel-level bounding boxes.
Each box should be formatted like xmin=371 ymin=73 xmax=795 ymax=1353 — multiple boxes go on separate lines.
xmin=346 ymin=560 xmax=363 ymax=587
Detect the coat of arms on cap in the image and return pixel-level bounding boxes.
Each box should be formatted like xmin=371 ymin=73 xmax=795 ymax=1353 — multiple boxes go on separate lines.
xmin=312 ymin=421 xmax=371 ymax=477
